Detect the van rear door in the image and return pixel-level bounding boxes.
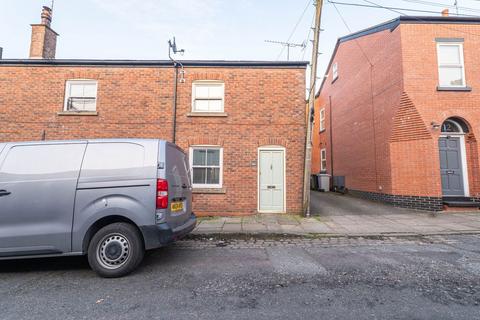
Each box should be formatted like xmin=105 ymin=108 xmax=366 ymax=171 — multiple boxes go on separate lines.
xmin=163 ymin=142 xmax=192 ymax=229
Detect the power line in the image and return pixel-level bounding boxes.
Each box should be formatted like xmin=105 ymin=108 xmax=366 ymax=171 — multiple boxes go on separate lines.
xmin=360 ymin=0 xmax=480 ymax=37
xmin=399 ymin=0 xmax=480 ymax=14
xmin=326 ymin=0 xmax=480 ymax=17
xmin=276 ymin=0 xmax=313 ymax=60
xmin=301 ymin=10 xmax=316 ymax=61
xmin=331 ymin=2 xmax=373 ymax=66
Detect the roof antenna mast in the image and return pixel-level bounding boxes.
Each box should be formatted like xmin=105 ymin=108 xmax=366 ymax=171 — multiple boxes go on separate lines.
xmin=454 ymin=0 xmax=459 ymax=15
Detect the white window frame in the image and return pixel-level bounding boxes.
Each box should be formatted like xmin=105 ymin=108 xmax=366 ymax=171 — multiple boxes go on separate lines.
xmin=189 ymin=146 xmax=223 ymax=189
xmin=332 ymin=62 xmax=338 ymax=81
xmin=320 ymin=148 xmax=327 ymax=172
xmin=436 ymin=42 xmax=466 ymax=88
xmin=64 ymin=79 xmax=98 ymax=112
xmin=191 ymin=80 xmax=225 ymax=113
xmin=319 ymin=108 xmax=326 ymax=132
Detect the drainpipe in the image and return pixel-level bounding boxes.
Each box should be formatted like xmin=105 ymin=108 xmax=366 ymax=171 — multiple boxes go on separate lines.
xmin=329 ymin=95 xmax=334 ymax=178
xmin=172 ymin=63 xmax=178 ymax=144
xmin=168 ymin=38 xmax=185 ymax=144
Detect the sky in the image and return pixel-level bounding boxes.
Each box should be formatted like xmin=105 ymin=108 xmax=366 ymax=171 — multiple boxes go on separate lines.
xmin=2 ymin=0 xmax=480 ymax=82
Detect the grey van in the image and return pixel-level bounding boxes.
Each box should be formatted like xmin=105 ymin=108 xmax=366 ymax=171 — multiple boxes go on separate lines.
xmin=0 ymin=139 xmax=196 ymax=277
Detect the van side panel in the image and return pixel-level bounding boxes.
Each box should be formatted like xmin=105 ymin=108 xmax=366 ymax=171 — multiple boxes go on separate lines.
xmin=0 ymin=142 xmax=86 ymax=255
xmin=71 ymin=140 xmax=158 ymax=253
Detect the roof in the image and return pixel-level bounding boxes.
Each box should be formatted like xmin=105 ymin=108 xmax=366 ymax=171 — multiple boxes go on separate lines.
xmin=0 ymin=59 xmax=308 ymax=68
xmin=316 ymin=15 xmax=480 ymax=97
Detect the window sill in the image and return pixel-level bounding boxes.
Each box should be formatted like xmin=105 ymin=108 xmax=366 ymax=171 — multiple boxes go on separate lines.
xmin=437 ymin=86 xmax=472 ymax=92
xmin=187 ymin=112 xmax=228 ymax=117
xmin=320 ymin=129 xmax=326 ymax=133
xmin=57 ymin=111 xmax=98 ymax=116
xmin=192 ymin=187 xmax=226 ymax=194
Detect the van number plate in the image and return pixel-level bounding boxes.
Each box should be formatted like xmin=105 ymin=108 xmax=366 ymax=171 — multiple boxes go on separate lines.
xmin=171 ymin=202 xmax=183 ymax=212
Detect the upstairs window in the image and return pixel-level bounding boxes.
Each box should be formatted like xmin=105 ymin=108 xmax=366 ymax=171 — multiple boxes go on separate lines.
xmin=192 ymin=81 xmax=225 ymax=113
xmin=64 ymin=80 xmax=98 ymax=112
xmin=319 ymin=108 xmax=326 ymax=132
xmin=332 ymin=62 xmax=338 ymax=81
xmin=437 ymin=42 xmax=466 ymax=88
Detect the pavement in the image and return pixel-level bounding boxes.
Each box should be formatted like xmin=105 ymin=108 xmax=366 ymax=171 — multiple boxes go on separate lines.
xmin=193 ymin=191 xmax=480 ymax=237
xmin=1 ymin=234 xmax=480 ymax=319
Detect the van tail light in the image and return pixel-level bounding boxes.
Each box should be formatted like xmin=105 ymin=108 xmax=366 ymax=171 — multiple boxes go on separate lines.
xmin=156 ymin=179 xmax=168 ymax=209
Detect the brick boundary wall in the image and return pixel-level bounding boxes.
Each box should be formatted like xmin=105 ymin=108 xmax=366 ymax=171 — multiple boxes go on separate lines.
xmin=348 ymin=190 xmax=444 ymax=212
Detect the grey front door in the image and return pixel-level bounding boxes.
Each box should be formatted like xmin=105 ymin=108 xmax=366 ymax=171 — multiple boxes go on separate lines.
xmin=439 ymin=137 xmax=464 ymax=196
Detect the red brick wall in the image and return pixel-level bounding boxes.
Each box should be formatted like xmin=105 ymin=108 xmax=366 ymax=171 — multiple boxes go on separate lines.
xmin=314 ymin=21 xmax=480 ymax=200
xmin=314 ymin=27 xmax=404 ymax=194
xmin=399 ymin=23 xmax=480 ymax=198
xmin=0 ymin=64 xmax=306 ymax=216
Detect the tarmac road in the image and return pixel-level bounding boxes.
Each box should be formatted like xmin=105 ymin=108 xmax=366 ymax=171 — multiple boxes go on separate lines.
xmin=1 ymin=234 xmax=479 ymax=320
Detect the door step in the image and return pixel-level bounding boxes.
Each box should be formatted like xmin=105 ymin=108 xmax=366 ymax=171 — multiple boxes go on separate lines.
xmin=442 ymin=197 xmax=480 ymax=208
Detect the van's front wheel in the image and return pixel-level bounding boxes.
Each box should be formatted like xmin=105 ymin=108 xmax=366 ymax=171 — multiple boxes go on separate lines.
xmin=88 ymin=222 xmax=145 ymax=278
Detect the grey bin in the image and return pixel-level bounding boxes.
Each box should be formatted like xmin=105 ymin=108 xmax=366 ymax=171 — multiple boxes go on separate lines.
xmin=317 ymin=174 xmax=331 ymax=192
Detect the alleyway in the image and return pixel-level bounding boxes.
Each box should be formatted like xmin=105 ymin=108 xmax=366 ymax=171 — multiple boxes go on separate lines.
xmin=310 ymin=191 xmax=422 ymax=216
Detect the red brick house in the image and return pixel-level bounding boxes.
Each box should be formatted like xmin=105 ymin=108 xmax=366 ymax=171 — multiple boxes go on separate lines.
xmin=313 ymin=15 xmax=480 ymax=211
xmin=0 ymin=7 xmax=307 ymax=216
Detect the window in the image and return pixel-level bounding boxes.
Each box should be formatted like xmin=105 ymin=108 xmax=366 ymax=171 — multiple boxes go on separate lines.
xmin=64 ymin=80 xmax=98 ymax=112
xmin=0 ymin=144 xmax=85 ymax=180
xmin=319 ymin=108 xmax=326 ymax=132
xmin=437 ymin=43 xmax=466 ymax=88
xmin=320 ymin=148 xmax=327 ymax=172
xmin=332 ymin=62 xmax=338 ymax=81
xmin=189 ymin=147 xmax=223 ymax=188
xmin=80 ymin=142 xmax=146 ymax=180
xmin=192 ymin=81 xmax=225 ymax=112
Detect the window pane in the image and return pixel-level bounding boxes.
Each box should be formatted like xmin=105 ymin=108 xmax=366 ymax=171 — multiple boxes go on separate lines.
xmin=438 ymin=45 xmax=461 ymax=64
xmin=1 ymin=144 xmax=85 ymax=177
xmin=206 ymin=149 xmax=220 ymax=166
xmin=208 ymin=85 xmax=224 ymax=98
xmin=69 ymin=83 xmax=84 ymax=97
xmin=193 ymin=168 xmax=206 ymax=184
xmin=208 ymin=100 xmax=223 ymax=112
xmin=81 ymin=143 xmax=145 ymax=171
xmin=439 ymin=67 xmax=464 ymax=86
xmin=195 ymin=85 xmax=210 ymax=99
xmin=206 ymin=168 xmax=220 ymax=184
xmin=194 ymin=100 xmax=209 ymax=111
xmin=83 ymin=83 xmax=97 ymax=97
xmin=193 ymin=149 xmax=207 ymax=166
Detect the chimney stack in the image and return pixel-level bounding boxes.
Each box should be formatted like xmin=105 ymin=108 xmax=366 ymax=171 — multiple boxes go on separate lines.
xmin=29 ymin=6 xmax=59 ymax=59
xmin=442 ymin=9 xmax=449 ymax=17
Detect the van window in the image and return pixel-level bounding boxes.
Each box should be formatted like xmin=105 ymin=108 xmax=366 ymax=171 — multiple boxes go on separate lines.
xmin=80 ymin=143 xmax=145 ymax=179
xmin=0 ymin=144 xmax=86 ymax=180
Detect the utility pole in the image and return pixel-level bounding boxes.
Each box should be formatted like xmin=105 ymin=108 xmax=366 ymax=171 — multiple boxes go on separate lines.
xmin=265 ymin=40 xmax=306 ymax=61
xmin=303 ymin=0 xmax=324 ymax=217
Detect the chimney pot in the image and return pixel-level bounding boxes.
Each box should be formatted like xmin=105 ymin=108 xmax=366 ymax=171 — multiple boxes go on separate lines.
xmin=41 ymin=6 xmax=52 ymax=27
xmin=442 ymin=9 xmax=449 ymax=17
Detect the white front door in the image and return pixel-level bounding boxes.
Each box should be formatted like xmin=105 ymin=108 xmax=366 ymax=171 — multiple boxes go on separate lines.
xmin=259 ymin=149 xmax=285 ymax=212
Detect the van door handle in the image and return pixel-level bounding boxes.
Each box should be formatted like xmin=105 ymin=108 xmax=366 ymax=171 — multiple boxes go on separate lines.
xmin=0 ymin=190 xmax=11 ymax=197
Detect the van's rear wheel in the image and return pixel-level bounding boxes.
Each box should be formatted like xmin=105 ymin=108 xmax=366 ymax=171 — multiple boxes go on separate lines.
xmin=88 ymin=222 xmax=144 ymax=278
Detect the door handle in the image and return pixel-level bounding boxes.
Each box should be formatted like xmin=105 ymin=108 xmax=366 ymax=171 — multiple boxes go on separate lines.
xmin=0 ymin=190 xmax=11 ymax=197
xmin=182 ymin=184 xmax=188 ymax=189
